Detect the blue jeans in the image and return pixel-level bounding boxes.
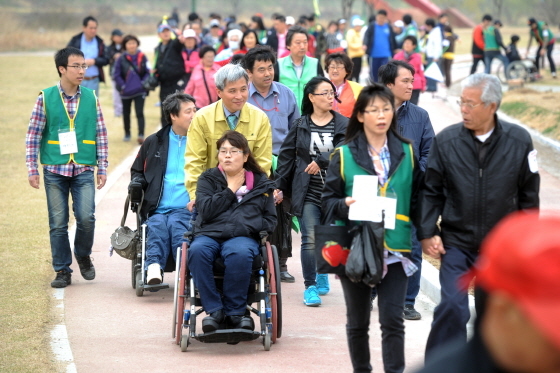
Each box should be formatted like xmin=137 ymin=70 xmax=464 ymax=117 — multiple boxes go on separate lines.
xmin=80 ymin=77 xmax=100 ymax=98
xmin=425 ymin=246 xmax=478 ymax=360
xmin=145 ymin=208 xmax=192 ymax=269
xmin=297 ymin=202 xmax=321 ymax=288
xmin=369 ymin=57 xmax=389 ymax=82
xmin=484 ymin=51 xmax=508 ymax=74
xmin=340 ymin=263 xmax=408 ymax=373
xmin=43 ymin=169 xmax=96 ymax=273
xmin=188 ymin=235 xmax=259 ymax=316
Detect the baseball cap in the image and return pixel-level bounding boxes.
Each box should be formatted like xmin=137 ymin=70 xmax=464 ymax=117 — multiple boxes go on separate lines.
xmin=493 ymin=19 xmax=503 ymax=27
xmin=286 ymin=16 xmax=295 ymax=25
xmin=394 ymin=20 xmax=404 ymax=28
xmin=111 ymin=29 xmax=123 ymax=37
xmin=209 ymin=19 xmax=220 ymax=28
xmin=183 ymin=28 xmax=198 ymax=40
xmin=158 ymin=24 xmax=172 ymax=33
xmin=528 ymin=17 xmax=537 ymax=25
xmin=338 ymin=18 xmax=347 ymax=24
xmin=462 ymin=211 xmax=560 ymax=350
xmin=352 ymin=18 xmax=365 ymax=27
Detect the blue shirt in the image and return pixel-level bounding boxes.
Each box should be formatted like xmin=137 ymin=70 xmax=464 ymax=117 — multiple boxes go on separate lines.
xmin=371 ymin=23 xmax=391 ymax=58
xmin=155 ymin=129 xmax=190 ymax=213
xmin=247 ymin=82 xmax=301 ymax=154
xmin=80 ymin=34 xmax=99 ymax=77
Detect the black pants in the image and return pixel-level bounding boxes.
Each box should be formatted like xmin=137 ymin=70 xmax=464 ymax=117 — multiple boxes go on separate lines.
xmin=340 ymin=263 xmax=408 ymax=373
xmin=536 ymin=43 xmax=557 ymax=74
xmin=410 ymin=90 xmax=421 ymax=105
xmin=122 ymin=94 xmax=145 ymax=137
xmin=443 ymin=59 xmax=453 ymax=88
xmin=469 ymin=55 xmax=485 ymax=74
xmin=351 ymin=57 xmax=363 ymax=82
xmin=159 ymin=77 xmax=186 ymax=125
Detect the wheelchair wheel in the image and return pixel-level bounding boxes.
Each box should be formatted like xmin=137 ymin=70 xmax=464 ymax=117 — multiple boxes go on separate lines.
xmin=507 ymin=61 xmax=529 ymax=82
xmin=266 ymin=243 xmax=282 ymax=342
xmin=496 ymin=62 xmax=508 ymax=84
xmin=180 ymin=333 xmax=189 ymax=352
xmin=172 ymin=245 xmax=181 ymax=339
xmin=175 ymin=242 xmax=189 ymax=345
xmin=135 ymin=270 xmax=144 ymax=297
xmin=131 ymin=258 xmax=136 ymax=289
xmin=263 ymin=333 xmax=271 ymax=351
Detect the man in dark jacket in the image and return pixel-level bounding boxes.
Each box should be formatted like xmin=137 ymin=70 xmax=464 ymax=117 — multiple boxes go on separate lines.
xmin=419 ymin=73 xmax=540 ymax=359
xmin=130 ymin=92 xmax=196 ymax=285
xmin=469 ymin=15 xmax=492 ymax=75
xmin=378 ymin=60 xmax=435 ymax=320
xmin=153 ymin=24 xmax=188 ymax=126
xmin=67 ymin=16 xmax=109 ymax=96
xmin=363 ymin=9 xmax=397 ymax=82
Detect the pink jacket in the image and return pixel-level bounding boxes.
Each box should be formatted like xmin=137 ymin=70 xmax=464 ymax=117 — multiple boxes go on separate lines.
xmin=182 ymin=49 xmax=201 ymax=74
xmin=393 ymin=51 xmax=426 ymax=91
xmin=184 ymin=63 xmax=220 ymax=108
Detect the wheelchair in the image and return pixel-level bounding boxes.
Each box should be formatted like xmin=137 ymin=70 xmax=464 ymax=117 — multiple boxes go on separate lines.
xmin=497 ymin=59 xmax=541 ymax=83
xmin=172 ymin=231 xmax=282 ymax=351
xmin=128 ymin=182 xmax=177 ymax=297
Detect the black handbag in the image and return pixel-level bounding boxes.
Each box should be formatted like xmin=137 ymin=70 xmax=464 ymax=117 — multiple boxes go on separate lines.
xmin=345 ymin=219 xmax=385 ymax=287
xmin=143 ymin=74 xmax=159 ymax=91
xmin=110 ymin=194 xmax=142 ymax=260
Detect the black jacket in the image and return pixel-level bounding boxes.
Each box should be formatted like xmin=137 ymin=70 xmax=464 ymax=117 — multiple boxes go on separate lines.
xmin=130 ymin=125 xmax=173 ymax=220
xmin=418 ymin=116 xmax=540 ymax=252
xmin=154 ymin=38 xmax=186 ymax=85
xmin=397 ymin=102 xmax=435 ymax=172
xmin=194 ymin=168 xmax=277 ymax=241
xmin=322 ymin=131 xmax=422 ymax=231
xmin=363 ymin=22 xmax=397 ymax=57
xmin=67 ymin=33 xmax=109 ymax=83
xmin=265 ymin=28 xmax=278 ymax=53
xmin=275 ymin=112 xmax=348 ymax=217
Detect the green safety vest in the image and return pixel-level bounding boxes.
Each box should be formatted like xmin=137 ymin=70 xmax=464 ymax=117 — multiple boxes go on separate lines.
xmin=483 ymin=26 xmax=499 ymax=51
xmin=40 ymin=85 xmax=98 ymax=166
xmin=278 ymin=56 xmax=319 ymax=110
xmin=337 ymin=142 xmax=414 ymax=252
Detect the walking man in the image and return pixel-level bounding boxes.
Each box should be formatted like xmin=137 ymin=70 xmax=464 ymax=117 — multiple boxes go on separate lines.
xmin=363 ymin=10 xmax=397 ymax=83
xmin=419 ymin=73 xmax=540 ymax=359
xmin=26 ymin=47 xmax=109 ymax=288
xmin=67 ymin=16 xmax=109 ymax=97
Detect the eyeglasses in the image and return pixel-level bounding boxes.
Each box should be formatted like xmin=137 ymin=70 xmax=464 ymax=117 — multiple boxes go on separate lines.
xmin=328 ymin=65 xmax=345 ymax=71
xmin=312 ymin=90 xmax=335 ymax=98
xmin=219 ymin=149 xmax=245 ymax=156
xmin=457 ymin=99 xmax=483 ymax=109
xmin=66 ymin=65 xmax=89 ymax=71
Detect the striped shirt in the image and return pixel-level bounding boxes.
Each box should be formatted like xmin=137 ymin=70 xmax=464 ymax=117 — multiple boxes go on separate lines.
xmin=26 ymin=82 xmax=108 ymax=177
xmin=304 ymin=118 xmax=335 ymax=207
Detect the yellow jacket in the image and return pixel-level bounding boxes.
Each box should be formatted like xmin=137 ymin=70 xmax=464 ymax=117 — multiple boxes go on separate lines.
xmin=346 ymin=28 xmax=365 ymax=59
xmin=185 ymin=100 xmax=272 ymax=199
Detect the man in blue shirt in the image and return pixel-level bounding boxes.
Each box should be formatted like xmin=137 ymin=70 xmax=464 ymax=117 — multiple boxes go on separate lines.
xmin=245 ymin=45 xmax=301 ymax=282
xmin=67 ymin=16 xmax=109 ymax=97
xmin=130 ymin=92 xmax=197 ymax=285
xmin=363 ymin=10 xmax=397 ymax=82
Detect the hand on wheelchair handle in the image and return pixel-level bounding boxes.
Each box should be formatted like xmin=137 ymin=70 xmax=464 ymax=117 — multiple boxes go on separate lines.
xmin=128 ymin=181 xmax=144 ymax=204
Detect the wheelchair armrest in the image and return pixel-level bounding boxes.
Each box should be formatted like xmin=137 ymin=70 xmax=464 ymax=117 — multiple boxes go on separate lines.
xmin=259 ymin=231 xmax=268 ymax=246
xmin=129 ymin=181 xmax=144 ymax=205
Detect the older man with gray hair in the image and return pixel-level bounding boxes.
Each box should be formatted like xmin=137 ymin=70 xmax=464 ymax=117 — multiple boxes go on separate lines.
xmin=185 ymin=63 xmax=272 ymax=202
xmin=418 ymin=73 xmax=540 ymax=359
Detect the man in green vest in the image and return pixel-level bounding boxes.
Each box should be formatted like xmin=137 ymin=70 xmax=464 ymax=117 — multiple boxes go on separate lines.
xmin=274 ymin=25 xmax=324 ymax=110
xmin=526 ymin=17 xmax=557 ymax=78
xmin=483 ymin=20 xmax=508 ymax=75
xmin=25 ymin=47 xmax=109 ymax=288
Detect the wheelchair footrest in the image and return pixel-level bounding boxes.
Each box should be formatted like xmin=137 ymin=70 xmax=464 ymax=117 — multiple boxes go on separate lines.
xmin=195 ymin=329 xmax=261 ymax=344
xmin=143 ymin=283 xmax=170 ymax=292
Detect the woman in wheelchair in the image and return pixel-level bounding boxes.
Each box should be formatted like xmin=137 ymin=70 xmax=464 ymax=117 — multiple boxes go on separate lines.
xmin=188 ymin=131 xmax=277 ymax=333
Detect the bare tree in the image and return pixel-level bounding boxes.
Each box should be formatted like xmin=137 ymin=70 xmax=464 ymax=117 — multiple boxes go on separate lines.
xmin=232 ymin=0 xmax=242 ymax=17
xmin=539 ymin=0 xmax=560 ymax=28
xmin=342 ymin=0 xmax=355 ymax=23
xmin=493 ymin=0 xmax=504 ymax=20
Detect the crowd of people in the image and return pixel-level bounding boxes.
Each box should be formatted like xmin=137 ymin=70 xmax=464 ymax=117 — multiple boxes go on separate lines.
xmin=23 ymin=9 xmax=559 ymax=373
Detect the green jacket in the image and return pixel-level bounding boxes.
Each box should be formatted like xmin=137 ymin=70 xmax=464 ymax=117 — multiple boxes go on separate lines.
xmin=40 ymin=85 xmax=97 ymax=166
xmin=483 ymin=26 xmax=499 ymax=51
xmin=276 ymin=56 xmax=320 ymax=110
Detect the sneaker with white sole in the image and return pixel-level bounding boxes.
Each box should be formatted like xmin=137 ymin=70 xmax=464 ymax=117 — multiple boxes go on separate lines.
xmin=303 ymin=286 xmax=321 ymax=307
xmin=316 ymin=273 xmax=330 ymax=295
xmin=146 ymin=263 xmax=162 ymax=285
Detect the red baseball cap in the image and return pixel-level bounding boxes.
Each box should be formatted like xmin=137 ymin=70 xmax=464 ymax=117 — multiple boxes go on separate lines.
xmin=463 ymin=211 xmax=560 ymax=350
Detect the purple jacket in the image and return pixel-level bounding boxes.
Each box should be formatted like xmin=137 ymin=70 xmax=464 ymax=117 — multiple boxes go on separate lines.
xmin=113 ymin=52 xmax=150 ymax=99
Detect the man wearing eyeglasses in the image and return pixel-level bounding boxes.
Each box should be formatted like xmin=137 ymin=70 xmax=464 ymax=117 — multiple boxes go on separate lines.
xmin=25 ymin=47 xmax=109 ymax=289
xmin=67 ymin=16 xmax=109 ymax=97
xmin=245 ymin=45 xmax=301 ymax=283
xmin=418 ymin=73 xmax=540 ymax=359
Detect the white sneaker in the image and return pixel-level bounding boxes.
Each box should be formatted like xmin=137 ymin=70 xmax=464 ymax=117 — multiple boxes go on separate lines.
xmin=146 ymin=263 xmax=162 ymax=285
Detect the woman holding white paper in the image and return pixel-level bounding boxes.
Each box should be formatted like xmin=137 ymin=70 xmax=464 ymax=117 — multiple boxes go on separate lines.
xmin=322 ymin=84 xmax=422 ymax=373
xmin=275 ymin=76 xmax=349 ymax=307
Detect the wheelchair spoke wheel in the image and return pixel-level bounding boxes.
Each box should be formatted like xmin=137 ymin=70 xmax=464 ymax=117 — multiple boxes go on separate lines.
xmin=175 ymin=242 xmax=189 ymax=345
xmin=507 ymin=61 xmax=529 ymax=82
xmin=172 ymin=246 xmax=181 ymax=339
xmin=266 ymin=243 xmax=282 ymax=342
xmin=135 ymin=270 xmax=144 ymax=297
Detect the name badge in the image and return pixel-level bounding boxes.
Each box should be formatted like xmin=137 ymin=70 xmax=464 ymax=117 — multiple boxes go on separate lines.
xmin=58 ymin=130 xmax=78 ymax=155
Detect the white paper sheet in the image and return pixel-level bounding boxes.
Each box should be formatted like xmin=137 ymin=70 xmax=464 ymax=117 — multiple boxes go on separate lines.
xmin=348 ymin=175 xmax=397 ymax=229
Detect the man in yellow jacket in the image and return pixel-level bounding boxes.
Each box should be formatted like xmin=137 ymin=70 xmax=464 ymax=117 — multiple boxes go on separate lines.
xmin=345 ymin=18 xmax=365 ymax=82
xmin=185 ymin=63 xmax=273 ymax=202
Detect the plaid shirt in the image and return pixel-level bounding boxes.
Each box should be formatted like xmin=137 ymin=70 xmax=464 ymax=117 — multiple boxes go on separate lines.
xmin=368 ymin=140 xmax=391 ymax=186
xmin=26 ymin=82 xmax=108 ymax=177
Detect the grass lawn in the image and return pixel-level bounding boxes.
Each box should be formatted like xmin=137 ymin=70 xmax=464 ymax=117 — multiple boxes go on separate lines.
xmin=0 ymin=53 xmax=160 ymax=372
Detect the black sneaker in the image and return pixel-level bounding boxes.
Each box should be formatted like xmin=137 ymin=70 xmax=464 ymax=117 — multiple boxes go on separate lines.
xmin=202 ymin=309 xmax=225 ymax=333
xmin=76 ymin=256 xmax=95 ymax=280
xmin=403 ymin=304 xmax=422 ymax=320
xmin=227 ymin=315 xmax=255 ymax=331
xmin=51 ymin=271 xmax=72 ymax=288
xmin=280 ymin=271 xmax=295 ymax=283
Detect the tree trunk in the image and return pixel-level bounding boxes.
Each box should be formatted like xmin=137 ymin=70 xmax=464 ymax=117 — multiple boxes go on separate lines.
xmin=342 ymin=0 xmax=355 ymax=23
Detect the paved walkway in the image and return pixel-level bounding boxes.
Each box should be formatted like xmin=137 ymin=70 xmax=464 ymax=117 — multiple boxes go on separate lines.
xmin=58 ymin=52 xmax=560 ymax=373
